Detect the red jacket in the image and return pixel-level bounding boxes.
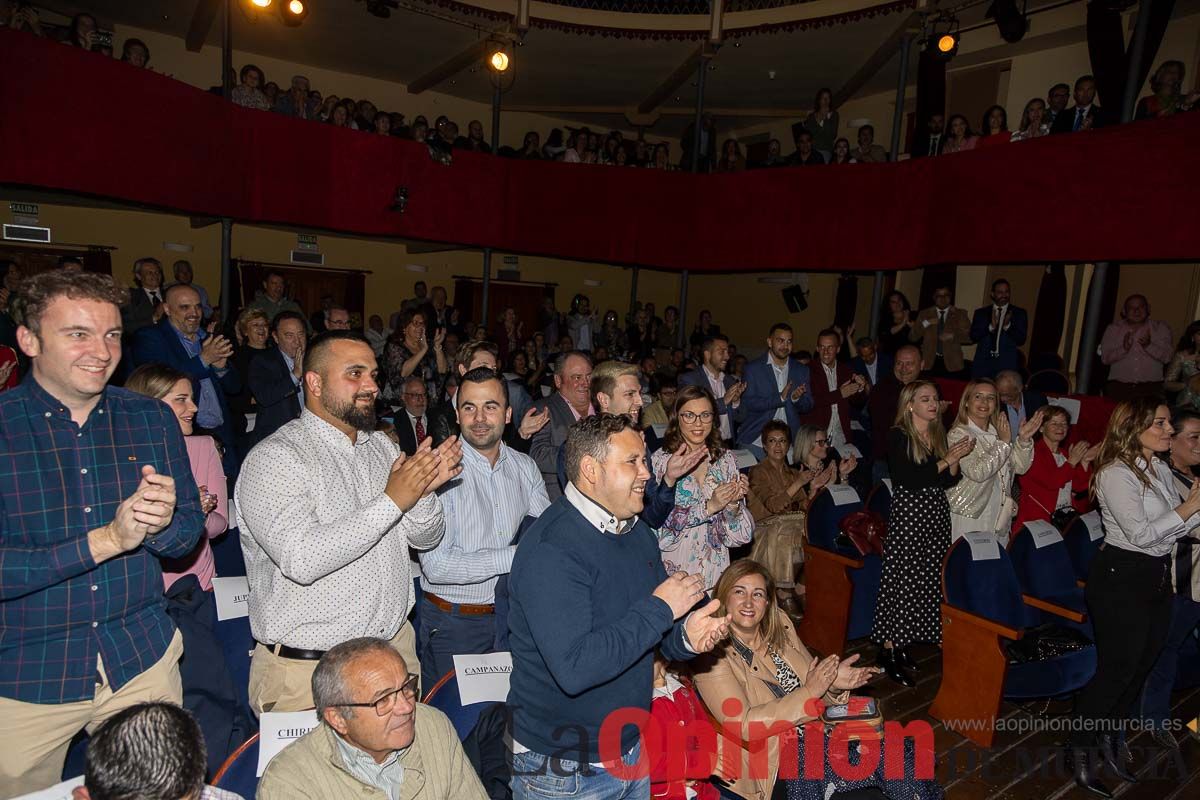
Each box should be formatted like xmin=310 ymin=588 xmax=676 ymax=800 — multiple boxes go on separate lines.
xmin=800 ymin=360 xmax=865 ymax=440
xmin=1013 ymin=438 xmax=1091 ymax=534
xmin=649 ymin=679 xmax=720 ymax=800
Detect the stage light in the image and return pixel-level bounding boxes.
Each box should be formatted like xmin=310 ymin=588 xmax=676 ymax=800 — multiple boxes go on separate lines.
xmin=937 ymin=34 xmax=957 ymax=53
xmin=280 ymin=0 xmax=308 ymax=25
xmin=250 ymin=0 xmax=272 ymax=8
xmin=928 ymin=15 xmax=959 ymax=61
xmin=489 ymin=49 xmax=510 ymax=73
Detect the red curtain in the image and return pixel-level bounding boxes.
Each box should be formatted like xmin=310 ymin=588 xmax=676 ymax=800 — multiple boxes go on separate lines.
xmin=3 ymin=29 xmax=1200 ymax=273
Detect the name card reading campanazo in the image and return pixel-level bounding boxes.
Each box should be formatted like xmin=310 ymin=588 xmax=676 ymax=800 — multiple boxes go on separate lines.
xmin=825 ymin=485 xmax=861 ymax=506
xmin=258 ymin=709 xmax=319 ymax=776
xmin=1025 ymin=520 xmax=1064 ymax=548
xmin=1080 ymin=510 xmax=1104 ymax=541
xmin=962 ymin=531 xmax=1002 ymax=561
xmin=730 ymin=449 xmax=759 ymax=470
xmin=454 ymin=652 xmax=513 ymax=706
xmin=212 ymin=575 xmax=251 ymax=621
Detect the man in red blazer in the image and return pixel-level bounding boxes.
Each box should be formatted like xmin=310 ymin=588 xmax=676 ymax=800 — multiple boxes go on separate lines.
xmin=802 ymin=329 xmax=868 ymax=450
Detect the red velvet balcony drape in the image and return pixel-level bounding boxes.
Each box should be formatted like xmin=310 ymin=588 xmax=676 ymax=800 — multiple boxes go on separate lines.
xmin=2 ymin=29 xmax=1198 ymax=273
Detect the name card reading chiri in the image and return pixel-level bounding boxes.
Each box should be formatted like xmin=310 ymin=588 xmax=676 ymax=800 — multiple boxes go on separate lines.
xmin=454 ymin=652 xmax=513 ymax=706
xmin=730 ymin=449 xmax=759 ymax=470
xmin=258 ymin=709 xmax=319 ymax=776
xmin=212 ymin=575 xmax=250 ymax=621
xmin=826 ymin=484 xmax=861 ymax=506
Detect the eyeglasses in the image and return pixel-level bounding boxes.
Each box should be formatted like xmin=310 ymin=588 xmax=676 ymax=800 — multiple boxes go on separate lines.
xmin=679 ymin=411 xmax=714 ymax=423
xmin=335 ymin=674 xmax=419 ymax=717
xmin=814 ymin=438 xmax=829 ymax=446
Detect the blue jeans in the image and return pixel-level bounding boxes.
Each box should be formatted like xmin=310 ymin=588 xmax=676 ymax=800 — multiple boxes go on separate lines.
xmin=417 ymin=597 xmax=498 ymax=694
xmin=1138 ymin=593 xmax=1200 ymax=728
xmin=510 ymin=742 xmax=649 ymax=799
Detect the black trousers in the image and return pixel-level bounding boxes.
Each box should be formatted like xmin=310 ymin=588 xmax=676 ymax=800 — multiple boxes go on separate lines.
xmin=1073 ymin=544 xmax=1172 ymax=746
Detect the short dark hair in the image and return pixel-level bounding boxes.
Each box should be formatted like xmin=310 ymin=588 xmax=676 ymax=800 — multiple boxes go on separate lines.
xmin=700 ymin=334 xmax=729 ymax=354
xmin=991 ymin=278 xmax=1010 ymax=292
xmin=1172 ymin=409 xmax=1200 ymax=433
xmin=565 ymin=413 xmax=638 ymax=482
xmin=1074 ymin=74 xmax=1095 ymax=90
xmin=816 ymin=327 xmax=840 ymax=342
xmin=57 ymin=256 xmax=84 ymax=269
xmin=768 ymin=322 xmax=793 ymax=337
xmin=303 ymin=330 xmax=371 ymax=376
xmin=19 ymin=270 xmax=128 ymax=335
xmin=456 ymin=339 xmax=499 ymax=372
xmin=458 ymin=365 xmax=509 ymax=407
xmin=264 ymin=269 xmax=286 ymax=283
xmin=271 ymin=309 xmax=307 ymax=334
xmin=240 ymin=63 xmax=264 ymax=84
xmin=859 ymin=124 xmax=875 ymax=136
xmin=121 ymin=38 xmax=149 ymax=62
xmin=84 ymin=703 xmax=206 ymax=800
xmin=1049 ymin=81 xmax=1070 ymax=95
xmin=762 ymin=419 xmax=791 ymax=443
xmin=855 ymin=336 xmax=874 ymax=349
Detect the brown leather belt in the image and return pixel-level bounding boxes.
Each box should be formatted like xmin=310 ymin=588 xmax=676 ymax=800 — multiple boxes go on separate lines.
xmin=423 ymin=591 xmax=495 ymax=616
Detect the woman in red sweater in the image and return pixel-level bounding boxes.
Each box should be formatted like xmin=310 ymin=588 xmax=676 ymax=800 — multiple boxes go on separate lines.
xmin=650 ymin=654 xmax=719 ymax=800
xmin=1013 ymin=405 xmax=1099 ymax=534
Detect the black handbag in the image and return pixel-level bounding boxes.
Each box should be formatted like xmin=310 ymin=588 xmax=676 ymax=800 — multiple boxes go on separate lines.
xmin=1005 ymin=623 xmax=1092 ymax=664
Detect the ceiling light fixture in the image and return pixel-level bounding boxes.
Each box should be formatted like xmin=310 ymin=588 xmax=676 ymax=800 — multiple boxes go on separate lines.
xmin=928 ymin=14 xmax=959 ymax=61
xmin=488 ymin=47 xmax=510 ymax=73
xmin=987 ymin=0 xmax=1028 ymax=44
xmin=250 ymin=0 xmax=272 ymax=7
xmin=280 ymin=0 xmax=308 ymax=25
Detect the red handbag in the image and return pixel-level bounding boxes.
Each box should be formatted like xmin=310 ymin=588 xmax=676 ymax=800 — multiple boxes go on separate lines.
xmin=836 ymin=511 xmax=888 ymax=556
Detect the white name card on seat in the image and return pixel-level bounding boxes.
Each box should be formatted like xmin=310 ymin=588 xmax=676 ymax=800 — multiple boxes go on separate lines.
xmin=1026 ymin=520 xmax=1064 ymax=548
xmin=1048 ymin=396 xmax=1081 ymax=424
xmin=882 ymin=478 xmax=893 ymax=493
xmin=1080 ymin=510 xmax=1104 ymax=541
xmin=454 ymin=651 xmax=512 ymax=706
xmin=962 ymin=531 xmax=1002 ymax=561
xmin=826 ymin=485 xmax=861 ymax=506
xmin=850 ymin=420 xmax=865 ymax=432
xmin=839 ymin=444 xmax=863 ymax=459
xmin=258 ymin=709 xmax=319 ymax=776
xmin=245 ymin=412 xmax=256 ymax=433
xmin=730 ymin=449 xmax=759 ymax=470
xmin=212 ymin=576 xmax=250 ymax=621
xmin=540 ymin=385 xmax=552 ymax=397
xmin=11 ymin=777 xmax=84 ymax=800
xmin=650 ymin=423 xmax=667 ymax=439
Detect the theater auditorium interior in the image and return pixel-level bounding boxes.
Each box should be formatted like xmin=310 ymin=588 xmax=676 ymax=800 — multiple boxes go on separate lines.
xmin=2 ymin=0 xmax=1200 ymax=799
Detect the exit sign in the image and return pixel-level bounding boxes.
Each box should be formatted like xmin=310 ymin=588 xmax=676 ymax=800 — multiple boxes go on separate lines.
xmin=296 ymin=234 xmax=319 ymax=252
xmin=9 ymin=202 xmax=38 ymax=217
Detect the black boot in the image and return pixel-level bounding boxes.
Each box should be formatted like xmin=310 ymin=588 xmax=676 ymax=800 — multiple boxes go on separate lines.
xmin=1100 ymin=734 xmax=1138 ymax=783
xmin=876 ymin=647 xmax=914 ymax=687
xmin=894 ymin=646 xmax=919 ymax=672
xmin=1066 ymin=747 xmax=1115 ymax=798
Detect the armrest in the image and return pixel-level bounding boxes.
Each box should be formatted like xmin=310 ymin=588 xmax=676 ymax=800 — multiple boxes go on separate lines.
xmin=941 ymin=602 xmax=1022 ymax=640
xmin=1022 ymin=594 xmax=1087 ymax=624
xmin=804 ymin=542 xmax=864 ymax=570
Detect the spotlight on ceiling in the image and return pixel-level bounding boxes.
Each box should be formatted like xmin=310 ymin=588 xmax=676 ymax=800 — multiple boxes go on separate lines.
xmin=249 ymin=0 xmax=272 ymax=8
xmin=488 ymin=45 xmax=510 ymax=73
xmin=987 ymin=0 xmax=1028 ymax=44
xmin=928 ymin=15 xmax=960 ymax=61
xmin=280 ymin=0 xmax=308 ymax=25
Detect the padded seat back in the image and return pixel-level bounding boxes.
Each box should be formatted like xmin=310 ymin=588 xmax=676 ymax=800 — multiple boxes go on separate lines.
xmin=212 ymin=734 xmax=260 ymax=798
xmin=1062 ymin=511 xmax=1104 ymax=581
xmin=866 ymin=480 xmax=892 ymax=521
xmin=806 ymin=487 xmax=863 ymax=551
xmin=422 ymin=671 xmax=493 ymax=741
xmin=942 ymin=537 xmax=1025 ymax=630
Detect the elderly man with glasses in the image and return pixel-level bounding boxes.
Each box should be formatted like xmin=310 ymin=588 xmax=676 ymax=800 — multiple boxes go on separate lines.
xmin=258 ymin=637 xmax=486 ymax=799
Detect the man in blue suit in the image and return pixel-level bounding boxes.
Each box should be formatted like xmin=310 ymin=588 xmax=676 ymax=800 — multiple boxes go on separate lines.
xmin=678 ymin=334 xmax=745 ymax=443
xmin=970 ymin=278 xmax=1028 ymax=378
xmin=131 ymin=284 xmax=240 ymax=475
xmin=736 ymin=323 xmax=813 ymax=457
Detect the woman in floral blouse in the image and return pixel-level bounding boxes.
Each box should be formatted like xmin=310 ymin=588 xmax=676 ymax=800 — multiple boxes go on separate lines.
xmin=652 ymin=384 xmax=753 ymax=590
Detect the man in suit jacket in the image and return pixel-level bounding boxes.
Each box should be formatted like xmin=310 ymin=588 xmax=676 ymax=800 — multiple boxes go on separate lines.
xmin=912 ymin=286 xmax=972 ymax=377
xmin=131 ymin=285 xmax=239 ymax=474
xmin=802 ymin=329 xmax=868 ymax=450
xmin=679 ymin=334 xmax=745 ymax=443
xmin=970 ymin=278 xmax=1028 ymax=378
xmin=910 ymin=113 xmax=946 ymax=159
xmin=849 ymin=337 xmax=893 ymax=388
xmin=121 ymin=257 xmax=165 ymax=341
xmin=247 ymin=311 xmax=307 ymax=444
xmin=996 ymin=370 xmax=1048 ymax=434
xmin=1049 ymin=75 xmax=1107 ymax=134
xmin=530 ymin=351 xmax=593 ymax=500
xmin=736 ymin=323 xmax=813 ymax=455
xmin=393 ymin=374 xmax=455 ymax=456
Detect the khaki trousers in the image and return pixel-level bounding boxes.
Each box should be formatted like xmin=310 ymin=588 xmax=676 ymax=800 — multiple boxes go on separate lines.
xmin=248 ymin=621 xmax=420 ymax=716
xmin=0 ymin=630 xmax=184 ymax=799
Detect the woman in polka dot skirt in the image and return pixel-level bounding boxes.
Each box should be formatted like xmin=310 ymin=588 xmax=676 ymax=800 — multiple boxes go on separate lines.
xmin=871 ymin=381 xmax=974 ymax=686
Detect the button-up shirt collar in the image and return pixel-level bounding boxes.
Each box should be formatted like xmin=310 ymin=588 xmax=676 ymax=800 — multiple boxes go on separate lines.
xmin=333 ymin=729 xmax=406 ymax=800
xmin=565 ymin=481 xmax=635 ymax=535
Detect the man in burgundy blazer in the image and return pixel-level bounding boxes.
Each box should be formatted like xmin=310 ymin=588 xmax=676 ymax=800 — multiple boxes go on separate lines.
xmin=801 ymin=329 xmax=868 ymax=449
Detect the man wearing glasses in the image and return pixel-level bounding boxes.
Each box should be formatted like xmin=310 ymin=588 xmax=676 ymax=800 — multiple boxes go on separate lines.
xmin=258 ymin=637 xmax=486 ymax=799
xmin=530 ymin=350 xmax=593 ymax=501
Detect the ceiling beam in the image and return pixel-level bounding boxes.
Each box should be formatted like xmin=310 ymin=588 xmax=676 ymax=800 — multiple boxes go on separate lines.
xmin=636 ymin=44 xmax=715 ymax=115
xmin=185 ymin=0 xmax=221 ymax=53
xmin=407 ymin=30 xmax=515 ymax=95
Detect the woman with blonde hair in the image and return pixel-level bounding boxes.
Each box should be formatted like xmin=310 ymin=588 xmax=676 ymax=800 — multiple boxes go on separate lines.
xmin=692 ymin=558 xmax=943 ymax=800
xmin=946 ymin=378 xmax=1041 ymax=545
xmin=1067 ymin=398 xmax=1200 ymax=794
xmin=871 ymin=381 xmax=973 ymax=686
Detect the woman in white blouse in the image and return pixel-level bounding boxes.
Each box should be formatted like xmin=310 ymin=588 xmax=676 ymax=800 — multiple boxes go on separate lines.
xmin=1068 ymin=399 xmax=1200 ymax=795
xmin=945 ymin=379 xmax=1041 ymax=545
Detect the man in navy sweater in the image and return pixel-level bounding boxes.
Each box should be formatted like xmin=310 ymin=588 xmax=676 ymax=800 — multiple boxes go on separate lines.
xmin=508 ymin=414 xmax=731 ymax=798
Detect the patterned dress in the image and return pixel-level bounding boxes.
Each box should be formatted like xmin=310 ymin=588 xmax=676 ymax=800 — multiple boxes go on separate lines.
xmin=651 ymin=448 xmax=754 ymax=590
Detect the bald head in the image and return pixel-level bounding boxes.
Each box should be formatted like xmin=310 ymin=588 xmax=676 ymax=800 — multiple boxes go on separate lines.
xmin=893 ymin=345 xmax=921 ymax=385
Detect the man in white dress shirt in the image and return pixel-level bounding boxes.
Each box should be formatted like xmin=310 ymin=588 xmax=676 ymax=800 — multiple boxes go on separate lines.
xmin=236 ymin=330 xmax=462 ymax=714
xmin=418 ymin=368 xmax=550 ymax=690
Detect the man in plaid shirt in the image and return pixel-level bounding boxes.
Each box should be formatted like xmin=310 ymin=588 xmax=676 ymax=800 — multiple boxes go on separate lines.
xmin=0 ymin=270 xmax=204 ymax=795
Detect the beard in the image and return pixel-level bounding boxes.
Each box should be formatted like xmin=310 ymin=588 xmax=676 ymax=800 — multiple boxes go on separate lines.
xmin=323 ymin=392 xmax=377 ymax=432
